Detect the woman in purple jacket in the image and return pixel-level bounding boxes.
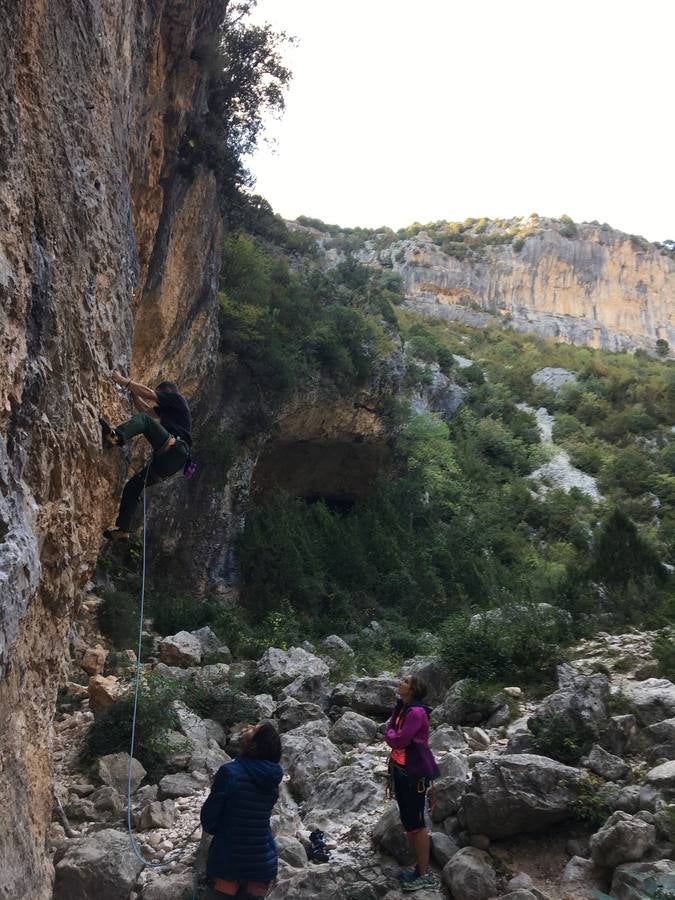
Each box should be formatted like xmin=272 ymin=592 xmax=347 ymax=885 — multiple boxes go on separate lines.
xmin=385 ymin=675 xmax=440 ymax=893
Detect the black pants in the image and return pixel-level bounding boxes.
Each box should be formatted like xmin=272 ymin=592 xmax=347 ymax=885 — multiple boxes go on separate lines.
xmin=115 ymin=413 xmax=189 ymax=530
xmin=393 ymin=765 xmax=429 ymax=833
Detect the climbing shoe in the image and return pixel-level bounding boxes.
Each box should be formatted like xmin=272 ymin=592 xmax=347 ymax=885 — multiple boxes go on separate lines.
xmin=402 ymin=872 xmax=439 ymax=892
xmin=100 ymin=417 xmax=122 ymax=448
xmin=103 ymin=527 xmax=130 ymax=542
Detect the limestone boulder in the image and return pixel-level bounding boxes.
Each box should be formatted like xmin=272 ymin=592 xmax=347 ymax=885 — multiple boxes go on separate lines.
xmin=321 ymin=635 xmax=354 ymax=656
xmin=280 ymin=673 xmax=329 ymax=706
xmin=429 ymin=724 xmax=467 ymax=751
xmin=190 ymin=742 xmax=231 ymax=778
xmin=286 ymin=736 xmax=342 ymax=801
xmin=618 ymin=678 xmax=675 ymax=726
xmin=644 ymin=717 xmax=675 ymax=746
xmin=560 ymin=856 xmax=610 ymax=898
xmin=158 ymin=771 xmax=209 ymax=799
xmin=437 ymin=750 xmax=470 ymax=781
xmin=275 ymin=835 xmax=307 ymax=869
xmin=53 ymin=828 xmax=144 ymax=900
xmin=300 ymin=764 xmax=385 ymax=829
xmin=80 ymin=645 xmax=108 ymax=676
xmin=138 ymin=799 xmax=176 ymax=830
xmin=88 ymin=675 xmax=124 ymax=714
xmin=158 ymin=631 xmax=202 ymax=667
xmin=280 ymin=719 xmax=331 ymax=770
xmin=142 ymin=872 xmax=195 ymax=900
xmin=460 ymin=754 xmax=581 ymax=838
xmin=602 ymin=714 xmax=640 ymax=757
xmin=590 ymin=811 xmax=656 ymax=867
xmin=329 ymin=711 xmax=378 ymax=746
xmin=399 ymin=656 xmax=450 ymax=704
xmin=430 ymin=831 xmax=460 ymax=867
xmin=90 ymin=786 xmax=124 ymax=813
xmin=442 ymin=847 xmax=496 ymax=900
xmin=276 ymin=698 xmax=326 ymax=733
xmin=587 ymin=744 xmax=628 ymax=781
xmin=351 ymin=676 xmax=398 ymax=717
xmin=97 ymin=752 xmax=146 ymax=795
xmin=610 ymin=859 xmax=675 ymax=899
xmin=430 ymin=774 xmax=469 ymax=822
xmin=64 ymin=797 xmax=98 ymax=821
xmin=531 ymin=367 xmax=577 ymax=392
xmin=268 ymin=860 xmax=361 ymax=900
xmin=529 ymin=665 xmax=609 ymax=737
xmin=258 ymin=647 xmax=329 ymax=686
xmin=191 ymin=626 xmax=231 ymax=662
xmin=330 ymin=682 xmax=356 ymax=708
xmin=646 ymin=760 xmax=675 ymax=793
xmin=372 ymin=802 xmax=415 ymax=864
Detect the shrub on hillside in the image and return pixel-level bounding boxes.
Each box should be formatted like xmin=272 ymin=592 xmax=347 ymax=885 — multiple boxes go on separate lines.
xmin=530 ymin=712 xmax=594 ymax=764
xmin=182 ymin=681 xmax=260 ymax=725
xmin=97 ymin=590 xmax=140 ymax=650
xmin=652 ymin=630 xmax=675 ymax=678
xmin=439 ymin=604 xmax=570 ymax=683
xmin=85 ymin=674 xmax=182 ymax=781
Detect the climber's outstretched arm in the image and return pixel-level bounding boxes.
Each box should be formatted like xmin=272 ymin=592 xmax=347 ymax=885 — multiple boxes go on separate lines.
xmin=111 ymin=369 xmax=158 ymax=403
xmin=132 ymin=394 xmax=160 ymax=417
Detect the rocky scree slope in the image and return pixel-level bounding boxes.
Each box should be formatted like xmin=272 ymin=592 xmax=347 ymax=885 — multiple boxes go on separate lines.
xmin=0 ymin=2 xmax=223 ymax=896
xmin=52 ymin=602 xmax=675 ymax=900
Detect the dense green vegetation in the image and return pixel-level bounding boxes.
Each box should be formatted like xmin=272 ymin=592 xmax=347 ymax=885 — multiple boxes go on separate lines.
xmin=231 ymin=275 xmax=673 ymax=679
xmin=97 ymin=205 xmax=673 ymax=685
xmin=218 ymin=231 xmax=400 ymax=412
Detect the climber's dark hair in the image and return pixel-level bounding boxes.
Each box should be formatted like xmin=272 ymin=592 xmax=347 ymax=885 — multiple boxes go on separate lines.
xmin=156 ymin=380 xmax=179 ymax=393
xmin=245 ymin=722 xmax=282 ymax=763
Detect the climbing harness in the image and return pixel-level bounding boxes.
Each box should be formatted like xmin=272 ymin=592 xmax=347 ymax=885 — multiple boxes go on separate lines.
xmin=125 ymin=462 xmax=201 ymax=897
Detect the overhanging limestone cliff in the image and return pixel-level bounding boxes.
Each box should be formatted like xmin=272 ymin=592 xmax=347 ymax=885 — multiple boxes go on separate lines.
xmin=0 ymin=1 xmax=223 ymax=896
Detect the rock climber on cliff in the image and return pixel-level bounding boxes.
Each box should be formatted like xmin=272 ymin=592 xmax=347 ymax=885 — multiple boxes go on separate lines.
xmin=100 ymin=369 xmax=193 ymax=541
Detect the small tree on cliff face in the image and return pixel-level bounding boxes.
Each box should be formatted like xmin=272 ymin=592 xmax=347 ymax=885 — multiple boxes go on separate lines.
xmin=183 ymin=1 xmax=292 ymax=212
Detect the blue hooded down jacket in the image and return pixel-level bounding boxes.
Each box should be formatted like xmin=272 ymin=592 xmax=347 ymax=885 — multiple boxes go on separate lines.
xmin=200 ymin=756 xmax=283 ymax=882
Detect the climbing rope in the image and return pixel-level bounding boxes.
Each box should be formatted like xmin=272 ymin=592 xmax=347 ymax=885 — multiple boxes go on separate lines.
xmin=124 ymin=461 xmax=201 ymax=896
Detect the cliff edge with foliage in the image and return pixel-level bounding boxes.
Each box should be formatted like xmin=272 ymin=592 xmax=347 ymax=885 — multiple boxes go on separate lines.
xmin=297 ymin=215 xmax=675 ymax=354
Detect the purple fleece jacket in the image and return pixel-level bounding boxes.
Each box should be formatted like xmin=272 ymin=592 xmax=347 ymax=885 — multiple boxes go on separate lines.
xmin=385 ymin=702 xmax=440 ymax=780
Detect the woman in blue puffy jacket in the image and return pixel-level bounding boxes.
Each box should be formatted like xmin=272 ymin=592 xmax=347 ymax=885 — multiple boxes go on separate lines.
xmin=201 ymin=722 xmax=283 ymax=899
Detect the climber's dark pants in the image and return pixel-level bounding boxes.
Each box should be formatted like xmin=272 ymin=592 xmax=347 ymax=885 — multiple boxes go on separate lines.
xmin=114 ymin=413 xmax=189 ymax=530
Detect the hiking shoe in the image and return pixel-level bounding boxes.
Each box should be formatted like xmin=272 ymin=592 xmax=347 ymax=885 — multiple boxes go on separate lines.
xmin=402 ymin=872 xmax=439 ymax=892
xmin=103 ymin=527 xmax=130 ymax=542
xmin=398 ymin=868 xmax=420 ymax=883
xmin=100 ymin=417 xmax=122 ymax=448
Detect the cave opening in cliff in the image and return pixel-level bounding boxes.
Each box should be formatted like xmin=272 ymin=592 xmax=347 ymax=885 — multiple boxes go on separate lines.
xmin=250 ymin=437 xmax=392 ymax=511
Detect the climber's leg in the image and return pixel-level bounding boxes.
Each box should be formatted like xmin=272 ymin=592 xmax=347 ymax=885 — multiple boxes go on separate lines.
xmin=114 ymin=413 xmax=171 ymax=452
xmin=109 ymin=464 xmax=161 ymax=535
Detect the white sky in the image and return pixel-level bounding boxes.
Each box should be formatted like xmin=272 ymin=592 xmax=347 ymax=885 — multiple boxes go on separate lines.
xmin=247 ymin=0 xmax=674 ymax=242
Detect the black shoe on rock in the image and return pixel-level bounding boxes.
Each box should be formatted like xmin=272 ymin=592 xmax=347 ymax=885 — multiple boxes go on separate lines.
xmin=100 ymin=417 xmax=122 ymax=448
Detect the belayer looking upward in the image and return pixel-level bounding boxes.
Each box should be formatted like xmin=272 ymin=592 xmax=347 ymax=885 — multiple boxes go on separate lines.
xmin=100 ymin=369 xmax=192 ymax=541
